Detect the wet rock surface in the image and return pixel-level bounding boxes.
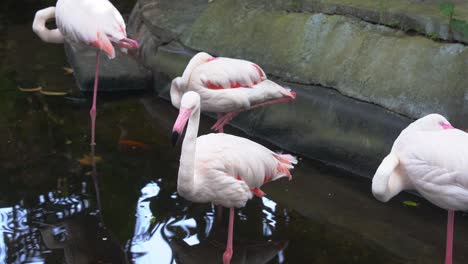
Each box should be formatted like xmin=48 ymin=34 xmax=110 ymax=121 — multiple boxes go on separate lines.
xmin=64 ymin=43 xmax=152 ymax=93
xmin=126 ymin=0 xmax=468 ymax=178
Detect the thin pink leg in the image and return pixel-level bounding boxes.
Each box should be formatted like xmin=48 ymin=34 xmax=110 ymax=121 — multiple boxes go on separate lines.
xmin=90 ymin=50 xmax=101 ymax=146
xmin=223 ymin=208 xmax=234 ymax=264
xmin=445 ymin=210 xmax=454 ymax=264
xmin=216 ymin=113 xmax=224 ymax=133
xmin=248 ymin=96 xmax=295 ymax=110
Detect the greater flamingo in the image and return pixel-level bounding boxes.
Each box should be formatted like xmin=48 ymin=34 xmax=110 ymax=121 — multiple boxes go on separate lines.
xmin=371 ymin=114 xmax=468 ymax=264
xmin=170 ymin=52 xmax=296 ymax=132
xmin=32 ymin=0 xmax=139 ymax=146
xmin=171 ymin=91 xmax=297 ymax=264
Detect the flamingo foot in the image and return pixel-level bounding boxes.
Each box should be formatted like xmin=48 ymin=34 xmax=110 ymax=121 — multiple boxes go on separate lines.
xmin=117 ymin=38 xmax=139 ymax=49
xmin=212 ymin=112 xmax=239 ymax=132
xmin=249 ymin=95 xmax=295 ymax=110
xmin=223 ymin=249 xmax=233 ymax=264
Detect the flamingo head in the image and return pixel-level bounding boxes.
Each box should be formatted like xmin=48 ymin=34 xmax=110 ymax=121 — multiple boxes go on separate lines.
xmin=412 ymin=113 xmax=454 ymax=131
xmin=172 ymin=91 xmax=200 ymax=146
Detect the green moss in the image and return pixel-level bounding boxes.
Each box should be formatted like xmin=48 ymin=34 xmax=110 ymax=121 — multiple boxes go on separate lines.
xmin=427 ymin=32 xmax=440 ymax=40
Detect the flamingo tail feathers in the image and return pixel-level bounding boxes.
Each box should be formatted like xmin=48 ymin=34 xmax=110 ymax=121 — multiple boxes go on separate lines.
xmin=273 ymin=153 xmax=298 ymax=181
xmin=91 ymin=32 xmax=115 ymax=59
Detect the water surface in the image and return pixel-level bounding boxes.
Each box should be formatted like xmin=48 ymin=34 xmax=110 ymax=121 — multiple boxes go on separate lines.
xmin=1 ymin=1 xmax=468 ymax=263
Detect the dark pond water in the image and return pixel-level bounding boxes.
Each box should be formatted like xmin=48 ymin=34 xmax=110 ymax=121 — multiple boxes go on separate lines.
xmin=2 ymin=1 xmax=468 ymax=263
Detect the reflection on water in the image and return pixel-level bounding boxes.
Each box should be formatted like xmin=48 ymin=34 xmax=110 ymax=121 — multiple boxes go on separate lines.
xmin=0 ymin=184 xmax=91 ymax=263
xmin=127 ymin=182 xmax=288 ymax=264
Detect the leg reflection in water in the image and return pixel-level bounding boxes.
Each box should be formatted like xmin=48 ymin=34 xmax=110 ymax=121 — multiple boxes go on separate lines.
xmin=126 ymin=183 xmax=289 ymax=264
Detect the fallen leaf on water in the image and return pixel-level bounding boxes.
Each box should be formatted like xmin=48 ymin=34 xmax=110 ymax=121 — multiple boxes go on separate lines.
xmin=78 ymin=154 xmax=102 ymax=166
xmin=39 ymin=90 xmax=69 ymax=96
xmin=63 ymin=67 xmax=74 ymax=74
xmin=18 ymin=86 xmax=42 ymax=92
xmin=403 ymin=200 xmax=419 ymax=207
xmin=119 ymin=139 xmax=151 ymax=150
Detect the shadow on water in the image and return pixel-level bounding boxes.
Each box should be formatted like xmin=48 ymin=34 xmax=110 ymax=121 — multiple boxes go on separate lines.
xmin=2 ymin=0 xmax=468 ymax=263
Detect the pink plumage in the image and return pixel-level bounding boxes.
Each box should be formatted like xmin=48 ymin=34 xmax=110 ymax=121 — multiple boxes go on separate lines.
xmin=372 ymin=113 xmax=466 ymax=264
xmin=172 ymin=91 xmax=297 ymax=263
xmin=32 ymin=0 xmax=139 ymax=147
xmin=170 ymin=52 xmax=296 ymax=132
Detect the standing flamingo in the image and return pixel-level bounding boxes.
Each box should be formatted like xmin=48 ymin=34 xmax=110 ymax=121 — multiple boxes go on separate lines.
xmin=170 ymin=52 xmax=296 ymax=133
xmin=172 ymin=91 xmax=297 ymax=264
xmin=371 ymin=114 xmax=468 ymax=264
xmin=32 ymin=0 xmax=139 ymax=146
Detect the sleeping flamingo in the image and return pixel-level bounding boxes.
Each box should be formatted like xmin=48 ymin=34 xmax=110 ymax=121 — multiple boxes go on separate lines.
xmin=371 ymin=114 xmax=468 ymax=264
xmin=172 ymin=91 xmax=297 ymax=264
xmin=32 ymin=0 xmax=139 ymax=146
xmin=170 ymin=52 xmax=296 ymax=132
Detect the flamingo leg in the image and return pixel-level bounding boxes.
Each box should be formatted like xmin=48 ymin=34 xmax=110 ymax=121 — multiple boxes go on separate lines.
xmin=90 ymin=50 xmax=100 ymax=146
xmin=216 ymin=113 xmax=224 ymax=133
xmin=211 ymin=97 xmax=295 ymax=132
xmin=223 ymin=207 xmax=234 ymax=264
xmin=445 ymin=210 xmax=454 ymax=264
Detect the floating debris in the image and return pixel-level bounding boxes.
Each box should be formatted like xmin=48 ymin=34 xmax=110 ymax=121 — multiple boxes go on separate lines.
xmin=39 ymin=90 xmax=68 ymax=96
xmin=402 ymin=200 xmax=419 ymax=207
xmin=63 ymin=67 xmax=74 ymax=75
xmin=18 ymin=86 xmax=68 ymax=96
xmin=78 ymin=154 xmax=102 ymax=166
xmin=119 ymin=139 xmax=151 ymax=150
xmin=18 ymin=86 xmax=42 ymax=92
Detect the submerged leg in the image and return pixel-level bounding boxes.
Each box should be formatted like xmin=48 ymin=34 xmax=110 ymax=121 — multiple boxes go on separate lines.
xmin=445 ymin=210 xmax=454 ymax=264
xmin=211 ymin=96 xmax=295 ymax=132
xmin=217 ymin=204 xmax=223 ymax=223
xmin=90 ymin=50 xmax=101 ymax=146
xmin=223 ymin=208 xmax=234 ymax=264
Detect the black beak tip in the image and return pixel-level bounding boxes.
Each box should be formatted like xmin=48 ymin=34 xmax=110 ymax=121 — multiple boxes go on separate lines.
xmin=172 ymin=131 xmax=180 ymax=146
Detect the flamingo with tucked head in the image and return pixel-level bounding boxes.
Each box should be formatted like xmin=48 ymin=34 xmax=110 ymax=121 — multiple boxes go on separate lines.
xmin=170 ymin=52 xmax=296 ymax=133
xmin=171 ymin=91 xmax=297 ymax=264
xmin=371 ymin=113 xmax=468 ymax=264
xmin=32 ymin=0 xmax=139 ymax=146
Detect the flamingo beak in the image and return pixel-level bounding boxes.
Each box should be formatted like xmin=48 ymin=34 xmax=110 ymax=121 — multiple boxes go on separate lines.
xmin=172 ymin=107 xmax=192 ymax=146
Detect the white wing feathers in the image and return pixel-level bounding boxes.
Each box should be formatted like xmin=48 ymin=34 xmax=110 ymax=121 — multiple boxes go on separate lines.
xmin=398 ymin=130 xmax=468 ymax=210
xmin=55 ymin=0 xmax=126 ymax=46
xmin=196 ymin=58 xmax=266 ymax=89
xmin=195 ymin=134 xmax=289 ymax=188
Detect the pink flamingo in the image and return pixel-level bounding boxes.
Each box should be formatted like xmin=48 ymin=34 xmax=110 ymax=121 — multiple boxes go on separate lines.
xmin=32 ymin=0 xmax=139 ymax=146
xmin=172 ymin=91 xmax=297 ymax=264
xmin=170 ymin=52 xmax=296 ymax=133
xmin=372 ymin=114 xmax=468 ymax=264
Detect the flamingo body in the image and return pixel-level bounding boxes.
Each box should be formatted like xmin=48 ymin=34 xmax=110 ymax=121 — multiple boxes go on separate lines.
xmin=172 ymin=91 xmax=296 ymax=263
xmin=32 ymin=0 xmax=138 ymax=147
xmin=372 ymin=114 xmax=454 ymax=202
xmin=371 ymin=113 xmax=466 ymax=264
xmin=171 ymin=52 xmax=295 ymax=131
xmin=190 ymin=133 xmax=295 ymax=208
xmin=33 ymin=0 xmax=137 ymax=58
xmin=396 ymin=129 xmax=468 ymax=211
